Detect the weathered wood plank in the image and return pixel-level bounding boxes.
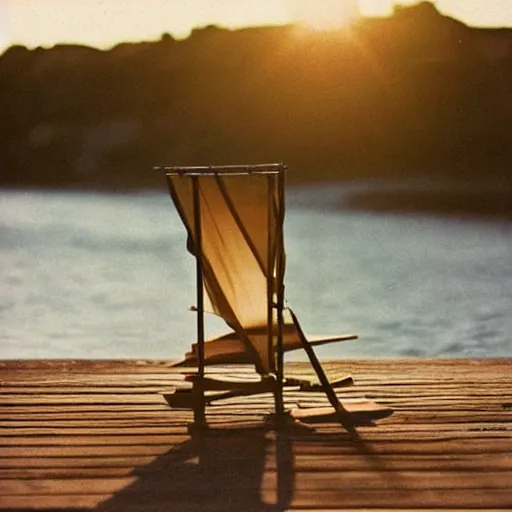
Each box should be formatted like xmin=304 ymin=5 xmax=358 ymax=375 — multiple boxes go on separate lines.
xmin=3 ymin=490 xmax=512 ymax=512
xmin=2 ymin=489 xmax=511 ymax=510
xmin=2 ymin=469 xmax=512 ymax=497
xmin=2 ymin=452 xmax=512 ymax=476
xmin=1 ymin=358 xmax=509 ymax=375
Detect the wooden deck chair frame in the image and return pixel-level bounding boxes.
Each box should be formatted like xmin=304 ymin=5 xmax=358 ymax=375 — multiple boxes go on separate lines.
xmin=156 ymin=163 xmax=358 ymax=433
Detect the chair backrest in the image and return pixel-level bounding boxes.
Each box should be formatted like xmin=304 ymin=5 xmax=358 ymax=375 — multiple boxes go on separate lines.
xmin=165 ymin=165 xmax=286 ymax=375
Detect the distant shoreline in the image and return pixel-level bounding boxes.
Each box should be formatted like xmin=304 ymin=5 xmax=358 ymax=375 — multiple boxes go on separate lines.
xmin=342 ymin=184 xmax=512 ymax=219
xmin=2 ymin=179 xmax=512 ymax=219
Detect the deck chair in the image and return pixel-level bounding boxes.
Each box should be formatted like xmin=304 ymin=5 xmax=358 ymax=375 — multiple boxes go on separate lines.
xmin=156 ymin=164 xmax=391 ymax=432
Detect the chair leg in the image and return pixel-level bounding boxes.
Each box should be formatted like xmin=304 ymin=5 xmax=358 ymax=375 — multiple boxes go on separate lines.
xmin=288 ymin=308 xmax=358 ymax=438
xmin=192 ymin=377 xmax=207 ymax=428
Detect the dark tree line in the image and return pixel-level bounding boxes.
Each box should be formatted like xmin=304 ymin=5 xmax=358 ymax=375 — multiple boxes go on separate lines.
xmin=1 ymin=2 xmax=511 ymax=189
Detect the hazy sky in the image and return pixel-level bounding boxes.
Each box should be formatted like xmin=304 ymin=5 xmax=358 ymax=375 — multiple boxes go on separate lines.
xmin=2 ymin=1 xmax=512 ymax=52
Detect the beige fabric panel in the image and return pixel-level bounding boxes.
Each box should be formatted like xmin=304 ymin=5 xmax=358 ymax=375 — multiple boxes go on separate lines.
xmin=167 ymin=173 xmax=283 ymax=374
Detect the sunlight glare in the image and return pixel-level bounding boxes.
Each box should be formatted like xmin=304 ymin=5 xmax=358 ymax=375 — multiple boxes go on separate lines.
xmin=285 ymin=0 xmax=360 ymax=31
xmin=358 ymin=0 xmax=394 ymax=17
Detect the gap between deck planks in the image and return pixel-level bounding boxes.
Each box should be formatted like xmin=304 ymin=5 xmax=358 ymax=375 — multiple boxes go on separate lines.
xmin=0 ymin=359 xmax=511 ymax=511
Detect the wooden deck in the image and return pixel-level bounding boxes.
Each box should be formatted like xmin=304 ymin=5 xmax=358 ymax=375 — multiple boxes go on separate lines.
xmin=0 ymin=359 xmax=511 ymax=511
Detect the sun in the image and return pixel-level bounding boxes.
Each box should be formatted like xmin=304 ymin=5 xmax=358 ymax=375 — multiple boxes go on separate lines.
xmin=285 ymin=0 xmax=360 ymax=31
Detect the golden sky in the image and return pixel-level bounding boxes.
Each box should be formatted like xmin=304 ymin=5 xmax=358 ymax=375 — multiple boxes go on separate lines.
xmin=2 ymin=1 xmax=512 ymax=52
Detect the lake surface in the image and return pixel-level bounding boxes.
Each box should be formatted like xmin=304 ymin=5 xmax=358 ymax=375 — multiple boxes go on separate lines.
xmin=1 ymin=185 xmax=511 ymax=360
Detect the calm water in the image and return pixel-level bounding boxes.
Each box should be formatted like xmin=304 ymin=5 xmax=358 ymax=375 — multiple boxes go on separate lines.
xmin=1 ymin=186 xmax=511 ymax=359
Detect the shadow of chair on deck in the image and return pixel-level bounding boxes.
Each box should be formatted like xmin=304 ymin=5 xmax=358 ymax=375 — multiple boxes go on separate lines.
xmin=96 ymin=418 xmax=398 ymax=512
xmin=96 ymin=427 xmax=295 ymax=512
